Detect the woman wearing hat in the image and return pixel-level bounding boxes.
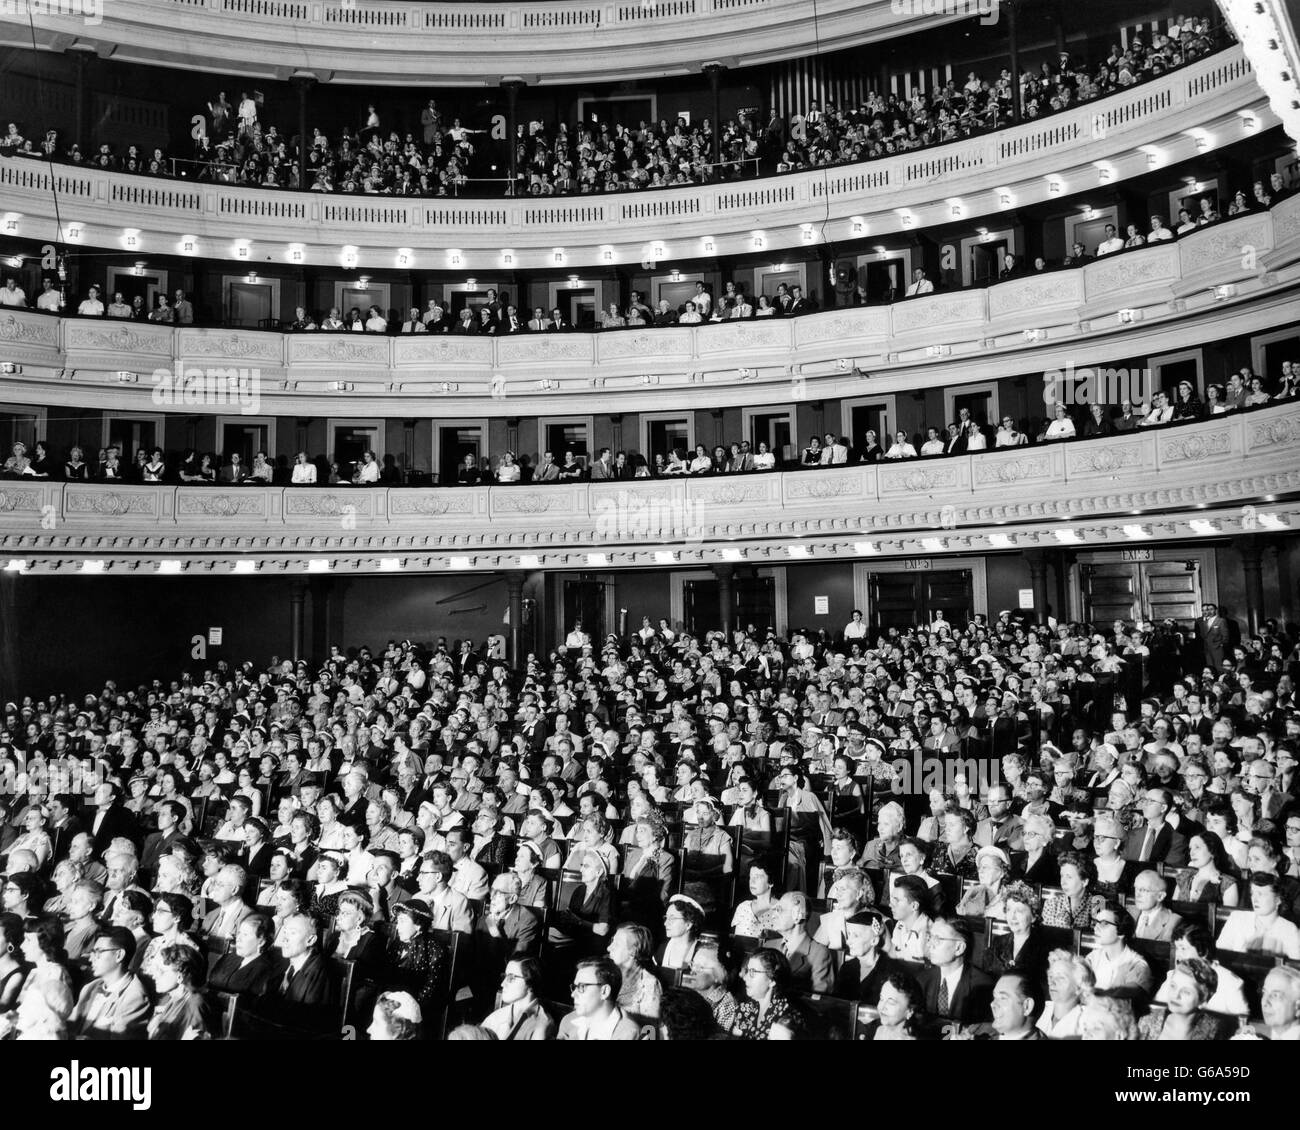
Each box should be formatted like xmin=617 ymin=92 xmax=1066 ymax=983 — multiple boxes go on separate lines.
xmin=550 ymin=850 xmax=615 ymax=959
xmin=386 ymin=902 xmax=448 ymax=1014
xmin=367 ymin=990 xmax=423 ymax=1041
xmin=621 ymin=817 xmax=676 ymax=934
xmin=1171 ymin=379 xmax=1205 ymax=422
xmin=956 ymin=846 xmax=1011 ymax=918
xmin=328 ymin=889 xmax=384 ymax=981
xmin=657 ymin=895 xmax=705 ymax=971
xmin=511 ymin=843 xmax=550 ymax=910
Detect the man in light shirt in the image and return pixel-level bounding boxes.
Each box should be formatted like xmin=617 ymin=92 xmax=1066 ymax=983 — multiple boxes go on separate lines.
xmin=919 ymin=427 xmax=945 ymax=457
xmin=905 ymin=268 xmax=934 ymax=297
xmin=1096 ymin=224 xmax=1124 ymax=256
xmin=77 ymin=285 xmax=104 ymax=316
xmin=0 ymin=276 xmax=26 ymax=307
xmin=819 ymin=432 xmax=848 ymax=464
xmin=556 ymin=956 xmax=641 ymax=1039
xmin=35 ymin=279 xmax=61 ymax=311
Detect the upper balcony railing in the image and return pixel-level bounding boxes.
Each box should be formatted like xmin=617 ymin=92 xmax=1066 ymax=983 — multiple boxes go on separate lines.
xmin=0 ymin=0 xmax=946 ymax=85
xmin=0 ymin=46 xmax=1266 ymax=268
xmin=1 ymin=197 xmax=1298 ymax=413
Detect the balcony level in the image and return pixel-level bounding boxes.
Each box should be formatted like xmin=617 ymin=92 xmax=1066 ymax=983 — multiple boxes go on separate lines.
xmin=0 ymin=402 xmax=1295 ymax=573
xmin=0 ymin=46 xmax=1266 ymax=267
xmin=1 ymin=201 xmax=1298 ymax=414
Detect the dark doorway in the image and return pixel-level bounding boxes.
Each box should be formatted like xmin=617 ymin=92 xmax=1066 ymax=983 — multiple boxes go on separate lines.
xmin=437 ymin=424 xmax=484 ymax=485
xmin=865 ymin=257 xmax=906 ymax=302
xmin=685 ymin=573 xmax=776 ymax=638
xmin=868 ymin=569 xmax=973 ymax=633
xmin=561 ymin=288 xmax=597 ymax=330
xmin=971 ymin=240 xmax=1006 ymax=285
xmin=563 ymin=576 xmax=607 ymax=644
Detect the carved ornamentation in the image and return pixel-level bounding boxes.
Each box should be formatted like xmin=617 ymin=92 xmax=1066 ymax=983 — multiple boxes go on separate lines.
xmin=497 ymin=335 xmax=592 ymax=362
xmin=785 ymin=473 xmax=860 ymax=501
xmin=66 ymin=324 xmax=171 ymax=354
xmin=1160 ymin=430 xmax=1233 ymax=462
xmin=598 ymin=330 xmax=691 ymax=358
xmin=1249 ymin=415 xmax=1300 ymax=448
xmin=0 ymin=313 xmax=57 ymax=347
xmin=389 ymin=492 xmax=474 ymax=517
xmin=973 ymin=456 xmax=1050 ymax=484
xmin=64 ymin=491 xmax=155 ymax=517
xmin=284 ymin=493 xmax=373 ymax=518
xmin=180 ymin=333 xmax=281 ymax=361
xmin=988 ymin=274 xmax=1082 ymax=317
xmin=288 ymin=337 xmax=384 ymax=363
xmin=493 ymin=492 xmax=556 ymax=514
xmin=692 ymin=481 xmax=771 ymax=506
xmin=696 ymin=321 xmax=789 ymax=354
xmin=891 ymin=293 xmax=985 ymax=334
xmin=1068 ymin=444 xmax=1143 ymax=473
xmin=0 ymin=488 xmax=42 ymax=512
xmin=396 ymin=337 xmax=493 ymax=363
xmin=1178 ymin=218 xmax=1271 ymax=276
xmin=1086 ymin=245 xmax=1178 ymax=293
xmin=176 ymin=493 xmax=265 ymax=518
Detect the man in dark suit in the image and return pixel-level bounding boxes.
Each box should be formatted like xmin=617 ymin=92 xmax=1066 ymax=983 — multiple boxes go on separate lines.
xmin=1123 ymin=788 xmax=1189 ymax=867
xmin=209 ymin=913 xmax=275 ymax=995
xmin=787 ymin=285 xmax=811 ymax=315
xmin=140 ymin=799 xmax=188 ymax=879
xmin=764 ymin=891 xmax=833 ymax=993
xmin=545 ymin=307 xmax=568 ymax=332
xmin=501 ymin=304 xmax=524 ymax=334
xmin=1198 ymin=603 xmax=1230 ymax=671
xmin=262 ymin=911 xmax=337 ymax=1034
xmin=473 ymin=872 xmax=542 ymax=1009
xmin=517 ymin=704 xmax=549 ymax=756
xmin=918 ymin=917 xmax=993 ymax=1033
xmin=46 ymin=794 xmax=84 ymax=863
xmin=88 ymin=783 xmax=139 ymax=856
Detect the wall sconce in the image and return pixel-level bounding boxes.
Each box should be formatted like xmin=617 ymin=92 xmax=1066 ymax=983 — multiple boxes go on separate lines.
xmin=702 ymin=237 xmax=715 ymax=254
xmin=246 ymin=271 xmax=258 ymax=284
xmin=122 ymin=229 xmax=140 ymax=249
xmin=752 ymin=234 xmax=764 ymax=250
xmin=501 ymin=250 xmax=514 ymax=266
xmin=1117 ymin=308 xmax=1141 ymax=324
xmin=234 ymin=242 xmax=251 ymax=259
xmin=568 ymin=275 xmax=580 ymax=288
xmin=115 ymin=371 xmax=138 ymax=383
xmin=538 ymin=379 xmax=559 ymax=391
xmin=181 ymin=237 xmax=197 ymax=254
xmin=464 ymin=278 xmax=477 ymax=291
xmin=737 ymin=367 xmax=755 ymax=380
xmin=132 ymin=262 xmax=146 ymax=277
xmin=669 ymin=269 xmax=681 ymax=282
xmin=850 ymin=219 xmax=864 ymax=235
xmin=1022 ymin=329 xmax=1045 ymax=343
xmin=998 ymin=192 xmax=1011 ymax=206
xmin=601 ymin=248 xmax=613 ymax=262
xmin=332 ymin=381 xmax=353 ymax=392
xmin=926 ymin=345 xmax=951 ymax=357
xmin=553 ymin=248 xmax=565 ymax=264
xmin=800 ymin=225 xmax=816 ymax=243
xmin=439 ymin=382 xmax=459 ymax=393
xmin=640 ymin=374 xmax=659 ymax=385
xmin=396 ymin=249 xmax=412 ymax=267
xmin=1213 ymin=285 xmax=1237 ymax=301
xmin=3 ymin=214 xmax=19 ymax=233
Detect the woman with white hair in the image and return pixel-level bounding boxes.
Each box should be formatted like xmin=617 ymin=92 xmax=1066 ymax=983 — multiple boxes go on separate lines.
xmin=1037 ymin=949 xmax=1095 ymax=1038
xmin=1079 ymin=990 xmax=1139 ymax=1040
xmin=1019 ymin=812 xmax=1060 ymax=886
xmin=956 ymin=846 xmax=1010 ymax=918
xmin=1091 ymin=812 xmax=1129 ymax=896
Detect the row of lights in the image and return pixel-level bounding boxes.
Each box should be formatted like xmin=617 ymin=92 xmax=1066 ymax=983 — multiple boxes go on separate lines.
xmin=6 ymin=513 xmax=1287 ymax=577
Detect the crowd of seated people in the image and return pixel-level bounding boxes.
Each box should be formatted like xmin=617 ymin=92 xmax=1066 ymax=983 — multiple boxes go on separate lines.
xmin=0 ymin=18 xmax=1225 ymax=199
xmin=0 ymin=589 xmax=1296 ymax=1041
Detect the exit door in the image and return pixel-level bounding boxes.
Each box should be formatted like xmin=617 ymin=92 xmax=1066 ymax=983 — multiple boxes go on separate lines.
xmin=1081 ymin=560 xmax=1202 ymax=628
xmin=868 ymin=569 xmax=972 ymax=633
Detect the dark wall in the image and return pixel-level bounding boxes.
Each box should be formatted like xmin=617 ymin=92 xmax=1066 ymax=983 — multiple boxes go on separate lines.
xmin=784 ymin=561 xmax=857 ymax=633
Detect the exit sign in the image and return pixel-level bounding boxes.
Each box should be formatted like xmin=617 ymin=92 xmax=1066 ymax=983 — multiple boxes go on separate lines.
xmin=1121 ymin=549 xmax=1154 ymax=563
xmin=903 ymin=558 xmax=933 ymax=571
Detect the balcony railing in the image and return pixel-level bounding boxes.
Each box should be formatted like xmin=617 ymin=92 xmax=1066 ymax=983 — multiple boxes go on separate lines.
xmin=0 ymin=46 xmax=1264 ymax=266
xmin=1 ymin=199 xmax=1295 ymax=409
xmin=0 ymin=402 xmax=1295 ymax=566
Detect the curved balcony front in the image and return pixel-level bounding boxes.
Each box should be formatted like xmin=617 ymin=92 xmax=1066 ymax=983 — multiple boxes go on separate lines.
xmin=1 ymin=199 xmax=1297 ymax=413
xmin=1 ymin=0 xmax=950 ymax=86
xmin=0 ymin=402 xmax=1295 ymax=570
xmin=0 ymin=47 xmax=1266 ymax=268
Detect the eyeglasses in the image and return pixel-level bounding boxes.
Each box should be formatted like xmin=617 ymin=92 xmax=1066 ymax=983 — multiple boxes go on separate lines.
xmin=501 ymin=973 xmax=525 ymax=983
xmin=1093 ymin=917 xmax=1119 ymax=928
xmin=741 ymin=967 xmax=767 ymax=978
xmin=89 ymin=946 xmax=123 ymax=956
xmin=570 ymin=981 xmax=600 ymax=993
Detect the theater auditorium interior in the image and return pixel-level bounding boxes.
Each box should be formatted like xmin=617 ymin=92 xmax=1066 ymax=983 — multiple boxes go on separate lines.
xmin=0 ymin=0 xmax=1297 ymax=1055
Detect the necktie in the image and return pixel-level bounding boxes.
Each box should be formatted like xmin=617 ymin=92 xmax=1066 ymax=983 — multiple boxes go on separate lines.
xmin=281 ymin=964 xmax=295 ymax=993
xmin=937 ymin=976 xmax=950 ymax=1016
xmin=1139 ymin=827 xmax=1155 ymax=862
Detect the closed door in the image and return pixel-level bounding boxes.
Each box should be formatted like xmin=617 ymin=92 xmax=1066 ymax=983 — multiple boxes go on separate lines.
xmin=1082 ymin=561 xmax=1202 ymax=628
xmin=869 ymin=569 xmax=972 ymax=632
xmin=971 ymin=241 xmax=1005 ymax=285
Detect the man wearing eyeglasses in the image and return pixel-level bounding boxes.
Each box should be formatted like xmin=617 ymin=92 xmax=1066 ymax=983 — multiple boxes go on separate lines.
xmin=70 ymin=926 xmax=150 ymax=1040
xmin=918 ymin=917 xmax=993 ymax=1034
xmin=1123 ymin=788 xmax=1188 ymax=867
xmin=557 ymin=956 xmax=641 ymax=1040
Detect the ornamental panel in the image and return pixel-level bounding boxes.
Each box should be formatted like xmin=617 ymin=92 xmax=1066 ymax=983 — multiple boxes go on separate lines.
xmin=64 ymin=321 xmax=175 ymax=356
xmin=890 ymin=291 xmax=986 ymax=336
